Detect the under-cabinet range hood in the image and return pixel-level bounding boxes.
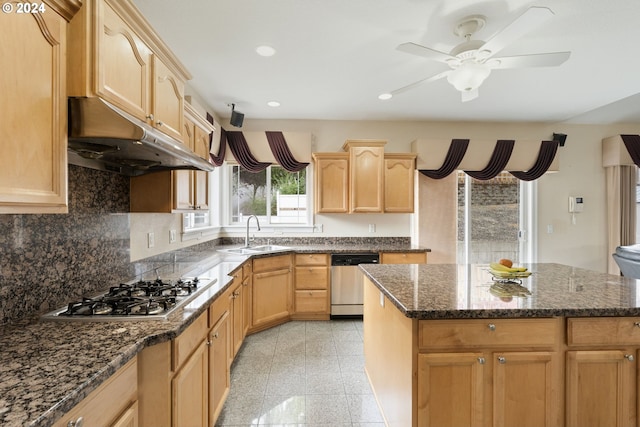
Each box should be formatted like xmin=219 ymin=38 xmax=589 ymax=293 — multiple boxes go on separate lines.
xmin=68 ymin=97 xmax=215 ymax=176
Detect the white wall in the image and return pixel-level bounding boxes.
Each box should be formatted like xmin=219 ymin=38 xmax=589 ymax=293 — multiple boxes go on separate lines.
xmin=130 ymin=116 xmax=640 ymax=272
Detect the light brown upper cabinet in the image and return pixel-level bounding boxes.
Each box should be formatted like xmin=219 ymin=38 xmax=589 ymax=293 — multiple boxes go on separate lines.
xmin=68 ymin=0 xmax=189 ymax=142
xmin=344 ymin=140 xmax=386 ymax=213
xmin=312 ymin=153 xmax=349 ymax=213
xmin=384 ymin=153 xmax=417 ymax=213
xmin=130 ymin=103 xmax=213 ymax=213
xmin=0 ymin=2 xmax=80 ymax=213
xmin=313 ymin=140 xmax=416 ymax=214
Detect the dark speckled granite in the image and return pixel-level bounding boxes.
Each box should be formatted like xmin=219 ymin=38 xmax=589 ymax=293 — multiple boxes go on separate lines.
xmin=361 ymin=263 xmax=640 ymax=319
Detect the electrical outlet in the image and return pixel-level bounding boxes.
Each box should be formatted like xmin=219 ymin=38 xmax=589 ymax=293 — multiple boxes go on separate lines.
xmin=368 ymin=224 xmax=376 ymax=233
xmin=314 ymin=224 xmax=323 ymax=233
xmin=147 ymin=232 xmax=155 ymax=248
xmin=169 ymin=229 xmax=177 ymax=243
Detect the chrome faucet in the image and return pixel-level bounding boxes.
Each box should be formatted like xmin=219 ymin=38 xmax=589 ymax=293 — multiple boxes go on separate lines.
xmin=245 ymin=215 xmax=261 ymax=247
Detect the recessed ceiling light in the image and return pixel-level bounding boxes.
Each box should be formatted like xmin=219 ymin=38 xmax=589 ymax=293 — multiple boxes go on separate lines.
xmin=267 ymin=101 xmax=281 ymax=107
xmin=378 ymin=93 xmax=393 ymax=100
xmin=256 ymin=45 xmax=276 ymax=57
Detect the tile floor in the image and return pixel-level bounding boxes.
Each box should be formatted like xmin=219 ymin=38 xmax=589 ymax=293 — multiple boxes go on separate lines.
xmin=215 ymin=319 xmax=385 ymax=426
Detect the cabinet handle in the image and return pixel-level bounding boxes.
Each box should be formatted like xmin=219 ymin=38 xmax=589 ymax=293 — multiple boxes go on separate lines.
xmin=634 ymin=322 xmax=640 ymax=328
xmin=146 ymin=114 xmax=154 ymax=121
xmin=477 ymin=357 xmax=485 ymax=365
xmin=497 ymin=356 xmax=506 ymax=364
xmin=67 ymin=417 xmax=84 ymax=427
xmin=213 ymin=332 xmax=219 ymax=339
xmin=206 ymin=340 xmax=211 ymax=346
xmin=488 ymin=323 xmax=496 ymax=331
xmin=156 ymin=120 xmax=164 ymax=126
xmin=625 ymin=354 xmax=635 ymax=362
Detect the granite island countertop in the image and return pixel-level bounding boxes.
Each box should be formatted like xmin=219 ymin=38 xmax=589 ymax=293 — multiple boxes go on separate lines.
xmin=0 ymin=242 xmax=429 ymax=427
xmin=360 ymin=263 xmax=640 ymax=319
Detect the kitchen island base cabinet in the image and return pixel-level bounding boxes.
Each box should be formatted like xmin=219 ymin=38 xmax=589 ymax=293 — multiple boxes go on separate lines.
xmin=364 ymin=277 xmax=562 ymax=427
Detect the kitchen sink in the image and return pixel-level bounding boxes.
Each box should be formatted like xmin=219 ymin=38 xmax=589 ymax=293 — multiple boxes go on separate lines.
xmin=217 ymin=245 xmax=291 ymax=255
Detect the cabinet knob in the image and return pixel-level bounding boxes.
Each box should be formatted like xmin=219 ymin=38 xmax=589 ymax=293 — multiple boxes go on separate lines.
xmin=625 ymin=354 xmax=635 ymax=362
xmin=634 ymin=322 xmax=640 ymax=328
xmin=206 ymin=340 xmax=211 ymax=346
xmin=477 ymin=357 xmax=485 ymax=365
xmin=146 ymin=114 xmax=154 ymax=121
xmin=488 ymin=323 xmax=496 ymax=331
xmin=213 ymin=332 xmax=219 ymax=339
xmin=156 ymin=120 xmax=164 ymax=126
xmin=67 ymin=417 xmax=84 ymax=427
xmin=497 ymin=356 xmax=506 ymax=364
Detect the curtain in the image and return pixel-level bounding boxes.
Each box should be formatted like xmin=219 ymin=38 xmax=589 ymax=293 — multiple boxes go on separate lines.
xmin=509 ymin=140 xmax=559 ymax=181
xmin=419 ymin=139 xmax=469 ymax=179
xmin=465 ymin=140 xmax=515 ymax=180
xmin=606 ymin=165 xmax=637 ymax=274
xmin=226 ymin=131 xmax=271 ymax=172
xmin=265 ymin=131 xmax=309 ymax=172
xmin=205 ymin=113 xmax=225 ymax=166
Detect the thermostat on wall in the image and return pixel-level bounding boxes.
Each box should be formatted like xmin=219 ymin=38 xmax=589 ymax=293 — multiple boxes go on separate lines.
xmin=569 ymin=196 xmax=584 ymax=213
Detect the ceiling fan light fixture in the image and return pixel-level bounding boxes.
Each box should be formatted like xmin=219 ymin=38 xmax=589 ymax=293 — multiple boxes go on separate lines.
xmin=446 ymin=61 xmax=491 ymax=92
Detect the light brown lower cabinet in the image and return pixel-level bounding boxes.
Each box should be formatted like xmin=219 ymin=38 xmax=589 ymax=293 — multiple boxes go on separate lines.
xmin=209 ymin=311 xmax=231 ymax=424
xmin=53 ymin=358 xmax=138 ymax=427
xmin=171 ymin=339 xmax=208 ymax=427
xmin=251 ymin=254 xmax=293 ymax=332
xmin=293 ymin=253 xmax=330 ymax=319
xmin=380 ymin=251 xmax=427 ymax=264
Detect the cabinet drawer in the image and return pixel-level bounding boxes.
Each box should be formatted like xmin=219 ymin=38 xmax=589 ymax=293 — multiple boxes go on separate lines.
xmin=567 ymin=317 xmax=640 ymax=346
xmin=295 ymin=290 xmax=329 ymax=313
xmin=295 ymin=253 xmax=329 ymax=266
xmin=53 ymin=358 xmax=138 ymax=427
xmin=295 ymin=266 xmax=329 ymax=290
xmin=419 ymin=318 xmax=558 ymax=350
xmin=173 ymin=310 xmax=208 ymax=370
xmin=253 ymin=254 xmax=292 ymax=273
xmin=380 ymin=252 xmax=427 ymax=264
xmin=209 ymin=287 xmax=231 ymax=328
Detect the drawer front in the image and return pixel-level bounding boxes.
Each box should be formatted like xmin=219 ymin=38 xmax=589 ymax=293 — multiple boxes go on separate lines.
xmin=295 ymin=290 xmax=329 ymax=313
xmin=295 ymin=266 xmax=329 ymax=290
xmin=209 ymin=286 xmax=231 ymax=328
xmin=419 ymin=318 xmax=558 ymax=350
xmin=242 ymin=261 xmax=252 ymax=278
xmin=381 ymin=252 xmax=427 ymax=264
xmin=173 ymin=310 xmax=208 ymax=370
xmin=253 ymin=254 xmax=292 ymax=273
xmin=568 ymin=317 xmax=640 ymax=346
xmin=295 ymin=253 xmax=330 ymax=266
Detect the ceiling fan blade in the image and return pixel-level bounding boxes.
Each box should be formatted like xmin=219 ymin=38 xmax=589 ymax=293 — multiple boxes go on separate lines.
xmin=397 ymin=42 xmax=456 ymax=64
xmin=479 ymin=6 xmax=555 ymax=60
xmin=461 ymin=89 xmax=479 ymax=103
xmin=390 ymin=70 xmax=451 ymax=96
xmin=488 ymin=51 xmax=571 ymax=69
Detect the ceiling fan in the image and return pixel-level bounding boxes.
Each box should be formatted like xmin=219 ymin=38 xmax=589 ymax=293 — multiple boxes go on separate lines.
xmin=382 ymin=6 xmax=571 ymax=102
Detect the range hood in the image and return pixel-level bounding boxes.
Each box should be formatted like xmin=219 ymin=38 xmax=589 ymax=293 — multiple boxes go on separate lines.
xmin=68 ymin=97 xmax=215 ymax=176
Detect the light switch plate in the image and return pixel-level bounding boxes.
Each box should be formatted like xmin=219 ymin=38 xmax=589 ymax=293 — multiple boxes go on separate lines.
xmin=169 ymin=229 xmax=177 ymax=243
xmin=147 ymin=232 xmax=155 ymax=248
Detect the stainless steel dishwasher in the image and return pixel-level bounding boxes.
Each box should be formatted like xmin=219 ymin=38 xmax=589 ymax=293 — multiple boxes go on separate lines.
xmin=330 ymin=253 xmax=379 ymax=317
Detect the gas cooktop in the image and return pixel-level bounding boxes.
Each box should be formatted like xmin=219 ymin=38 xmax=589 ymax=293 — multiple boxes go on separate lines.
xmin=42 ymin=276 xmax=217 ymax=321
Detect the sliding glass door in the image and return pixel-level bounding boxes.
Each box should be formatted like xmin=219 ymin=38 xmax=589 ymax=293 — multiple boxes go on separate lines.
xmin=457 ymin=171 xmax=536 ymax=264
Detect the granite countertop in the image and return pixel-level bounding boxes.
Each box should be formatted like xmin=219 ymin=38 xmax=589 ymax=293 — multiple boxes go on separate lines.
xmin=360 ymin=262 xmax=640 ymax=319
xmin=0 ymin=242 xmax=428 ymax=427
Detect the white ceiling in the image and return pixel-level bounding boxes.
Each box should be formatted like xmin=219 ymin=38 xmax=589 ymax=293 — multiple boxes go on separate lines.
xmin=132 ymin=0 xmax=640 ymax=125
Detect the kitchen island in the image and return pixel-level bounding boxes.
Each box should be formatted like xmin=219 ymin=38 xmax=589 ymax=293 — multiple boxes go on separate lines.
xmin=360 ymin=263 xmax=640 ymax=427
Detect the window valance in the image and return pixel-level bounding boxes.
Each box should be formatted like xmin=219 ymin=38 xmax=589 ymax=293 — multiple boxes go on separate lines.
xmin=209 ymin=128 xmax=312 ymax=172
xmin=413 ymin=138 xmax=560 ymax=181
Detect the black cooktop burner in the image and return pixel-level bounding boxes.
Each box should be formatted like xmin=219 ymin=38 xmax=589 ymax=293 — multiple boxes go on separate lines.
xmin=59 ymin=278 xmax=200 ymax=317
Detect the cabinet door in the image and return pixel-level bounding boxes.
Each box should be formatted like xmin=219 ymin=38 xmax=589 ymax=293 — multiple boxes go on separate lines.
xmin=313 ymin=154 xmax=349 ymax=213
xmin=349 ymin=144 xmax=385 ymax=213
xmin=172 ymin=339 xmax=208 ymax=427
xmin=111 ymin=401 xmax=139 ymax=427
xmin=209 ymin=311 xmax=230 ymax=425
xmin=417 ymin=352 xmax=485 ymax=427
xmin=252 ymin=268 xmax=292 ymax=329
xmin=384 ymin=155 xmax=415 ymax=213
xmin=242 ymin=273 xmax=252 ymax=337
xmin=231 ymin=281 xmax=244 ymax=358
xmin=193 ymin=125 xmax=210 ymax=210
xmin=493 ymin=351 xmax=560 ymax=427
xmin=0 ymin=10 xmax=68 ymax=213
xmin=152 ymin=55 xmax=184 ymax=141
xmin=566 ymin=350 xmax=636 ymax=427
xmin=96 ymin=0 xmax=150 ymax=121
